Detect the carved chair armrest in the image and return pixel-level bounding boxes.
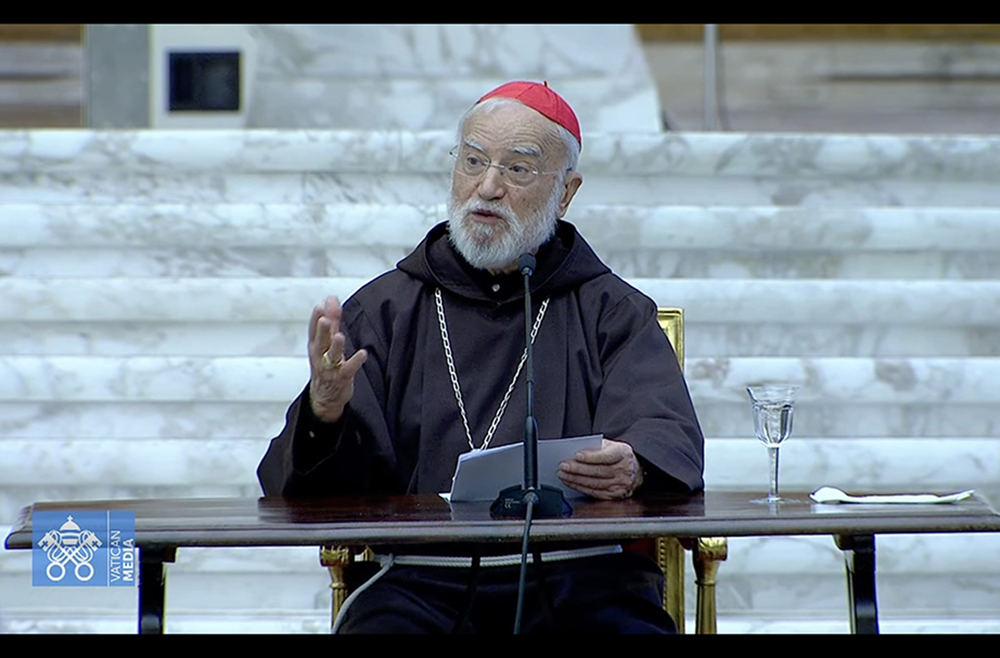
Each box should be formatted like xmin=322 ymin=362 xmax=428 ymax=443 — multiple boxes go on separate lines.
xmin=320 ymin=544 xmax=374 ymax=627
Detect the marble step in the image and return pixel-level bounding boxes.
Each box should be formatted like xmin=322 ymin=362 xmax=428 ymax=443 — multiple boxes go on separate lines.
xmin=1 ymin=321 xmax=997 ymax=358
xmin=1 ymin=397 xmax=994 ymax=443
xmin=4 ymin=204 xmax=1000 ymax=279
xmin=6 ymin=167 xmax=1000 ymax=207
xmin=5 ymin=248 xmax=1000 ymax=279
xmin=2 ymin=279 xmax=997 ymax=325
xmin=1 ymin=356 xmax=997 ymax=403
xmin=4 ymin=131 xmax=1000 ymax=181
xmin=4 ymin=132 xmax=1000 ymax=208
xmin=6 ymin=204 xmax=1000 ymax=252
xmin=1 ymin=356 xmax=997 ymax=442
xmin=4 ymin=204 xmax=1000 ymax=280
xmin=1 ymin=437 xmax=996 ymax=492
xmin=688 ymin=403 xmax=1000 ymax=441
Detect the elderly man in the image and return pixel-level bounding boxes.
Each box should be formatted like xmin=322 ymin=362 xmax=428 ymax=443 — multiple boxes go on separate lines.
xmin=257 ymin=81 xmax=704 ymax=634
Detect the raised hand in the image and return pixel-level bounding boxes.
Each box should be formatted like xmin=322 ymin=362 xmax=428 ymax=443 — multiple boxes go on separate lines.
xmin=307 ymin=296 xmax=368 ymax=423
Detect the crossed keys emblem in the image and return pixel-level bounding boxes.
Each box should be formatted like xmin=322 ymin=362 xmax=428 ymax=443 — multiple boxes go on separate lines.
xmin=37 ymin=515 xmax=103 ymax=582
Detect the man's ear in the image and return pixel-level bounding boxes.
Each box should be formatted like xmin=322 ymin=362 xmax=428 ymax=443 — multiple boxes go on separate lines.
xmin=556 ymin=172 xmax=583 ymax=219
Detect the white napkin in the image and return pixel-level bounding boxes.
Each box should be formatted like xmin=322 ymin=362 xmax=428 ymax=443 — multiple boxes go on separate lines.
xmin=810 ymin=486 xmax=974 ymax=505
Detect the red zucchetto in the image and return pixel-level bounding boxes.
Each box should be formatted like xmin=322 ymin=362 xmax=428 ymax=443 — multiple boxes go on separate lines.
xmin=476 ymin=80 xmax=582 ymax=148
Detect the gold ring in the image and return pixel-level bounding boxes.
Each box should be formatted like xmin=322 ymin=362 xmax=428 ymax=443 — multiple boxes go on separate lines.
xmin=321 ymin=351 xmax=343 ymax=371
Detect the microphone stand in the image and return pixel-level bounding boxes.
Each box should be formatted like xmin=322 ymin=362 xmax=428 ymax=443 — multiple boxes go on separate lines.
xmin=489 ymin=253 xmax=571 ymax=633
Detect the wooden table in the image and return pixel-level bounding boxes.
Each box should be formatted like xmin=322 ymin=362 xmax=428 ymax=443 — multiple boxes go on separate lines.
xmin=7 ymin=490 xmax=1000 ymax=634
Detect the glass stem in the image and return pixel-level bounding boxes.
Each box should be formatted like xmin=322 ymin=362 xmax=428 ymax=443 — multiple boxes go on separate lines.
xmin=768 ymin=446 xmax=780 ymax=501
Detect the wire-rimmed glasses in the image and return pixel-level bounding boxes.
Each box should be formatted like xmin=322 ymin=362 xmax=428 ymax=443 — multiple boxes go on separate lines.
xmin=449 ymin=146 xmax=565 ymax=187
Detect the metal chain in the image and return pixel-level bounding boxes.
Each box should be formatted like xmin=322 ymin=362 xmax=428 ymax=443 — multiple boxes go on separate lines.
xmin=435 ymin=287 xmax=549 ymax=451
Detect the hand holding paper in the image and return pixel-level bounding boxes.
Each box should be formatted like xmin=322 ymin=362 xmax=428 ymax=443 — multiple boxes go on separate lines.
xmin=449 ymin=435 xmax=603 ymax=502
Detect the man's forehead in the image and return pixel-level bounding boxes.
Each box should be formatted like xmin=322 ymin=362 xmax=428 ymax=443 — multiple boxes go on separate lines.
xmin=460 ymin=103 xmax=561 ymax=156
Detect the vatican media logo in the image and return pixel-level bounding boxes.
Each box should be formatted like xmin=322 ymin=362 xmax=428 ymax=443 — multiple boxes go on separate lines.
xmin=32 ymin=510 xmax=136 ymax=587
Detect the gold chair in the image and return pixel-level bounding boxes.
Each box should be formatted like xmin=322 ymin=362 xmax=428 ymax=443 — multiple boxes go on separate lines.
xmin=321 ymin=307 xmax=726 ymax=633
xmin=653 ymin=308 xmax=728 ymax=634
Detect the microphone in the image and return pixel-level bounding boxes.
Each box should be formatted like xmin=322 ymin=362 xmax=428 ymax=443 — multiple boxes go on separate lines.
xmin=490 ymin=253 xmax=570 ymax=520
xmin=489 ymin=251 xmax=571 ymax=635
xmin=518 ymin=253 xmax=535 ymax=277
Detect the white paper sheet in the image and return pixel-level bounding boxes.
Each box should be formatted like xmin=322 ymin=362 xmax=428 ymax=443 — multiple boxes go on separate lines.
xmin=448 ymin=435 xmax=604 ymax=502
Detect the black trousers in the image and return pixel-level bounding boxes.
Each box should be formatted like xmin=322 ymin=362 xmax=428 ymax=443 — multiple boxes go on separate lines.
xmin=336 ymin=552 xmax=677 ymax=634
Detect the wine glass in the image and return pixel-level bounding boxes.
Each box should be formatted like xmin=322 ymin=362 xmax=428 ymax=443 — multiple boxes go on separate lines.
xmin=747 ymin=384 xmax=800 ymax=504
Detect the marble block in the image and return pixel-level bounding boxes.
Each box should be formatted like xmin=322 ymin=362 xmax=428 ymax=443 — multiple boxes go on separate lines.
xmin=249 ymin=25 xmax=651 ymax=80
xmin=245 ymin=25 xmax=660 ymax=132
xmin=248 ymin=78 xmax=662 ymax=134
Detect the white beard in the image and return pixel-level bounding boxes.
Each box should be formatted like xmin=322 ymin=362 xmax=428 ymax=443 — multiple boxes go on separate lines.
xmin=447 ymin=181 xmax=562 ymax=272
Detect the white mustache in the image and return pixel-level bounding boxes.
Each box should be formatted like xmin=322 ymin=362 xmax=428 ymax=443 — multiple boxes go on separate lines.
xmin=459 ymin=200 xmax=518 ymax=225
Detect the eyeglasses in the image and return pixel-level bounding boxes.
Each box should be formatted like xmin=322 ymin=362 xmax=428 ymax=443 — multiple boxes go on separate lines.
xmin=449 ymin=146 xmax=565 ymax=188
